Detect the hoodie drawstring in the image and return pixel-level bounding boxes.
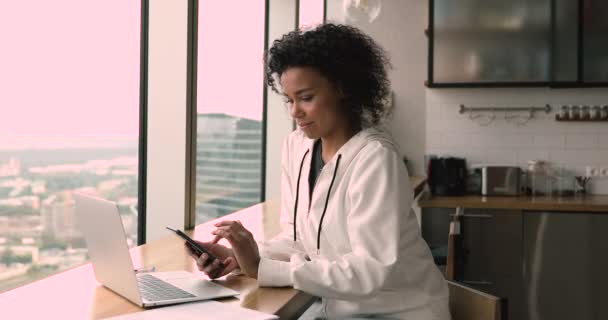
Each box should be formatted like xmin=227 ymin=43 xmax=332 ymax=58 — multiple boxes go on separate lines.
xmin=293 ymin=149 xmax=342 ymax=253
xmin=293 ymin=149 xmax=309 ymax=242
xmin=316 ymin=154 xmax=341 ymax=253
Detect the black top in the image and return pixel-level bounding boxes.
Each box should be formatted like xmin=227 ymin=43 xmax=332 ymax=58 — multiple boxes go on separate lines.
xmin=308 ymin=139 xmax=324 ymax=200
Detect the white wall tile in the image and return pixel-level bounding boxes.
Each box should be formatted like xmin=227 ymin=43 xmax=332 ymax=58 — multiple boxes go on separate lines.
xmin=534 ymin=135 xmax=566 ymax=148
xmin=484 ymin=148 xmax=519 ymax=165
xmin=596 ymin=151 xmax=608 ymax=165
xmin=598 ymin=135 xmax=608 ymax=149
xmin=549 ymin=150 xmax=600 ymax=165
xmin=425 ymin=88 xmax=608 ymax=194
xmin=565 ymin=134 xmax=599 ymax=149
xmin=442 ymin=132 xmax=477 ymax=148
xmin=517 ymin=149 xmax=550 ymax=167
xmin=427 ymin=132 xmax=443 ymax=149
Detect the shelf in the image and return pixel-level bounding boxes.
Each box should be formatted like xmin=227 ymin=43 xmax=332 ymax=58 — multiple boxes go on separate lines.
xmin=425 ymin=81 xmax=551 ymax=88
xmin=426 ymin=81 xmax=608 ymax=88
xmin=555 ymin=115 xmax=608 ymax=122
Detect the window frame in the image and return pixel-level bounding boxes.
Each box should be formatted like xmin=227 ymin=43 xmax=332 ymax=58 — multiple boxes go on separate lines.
xmin=0 ymin=0 xmax=149 ymax=293
xmin=185 ymin=0 xmax=327 ymax=228
xmin=138 ymin=0 xmax=150 ymax=245
xmin=185 ymin=0 xmax=271 ymax=228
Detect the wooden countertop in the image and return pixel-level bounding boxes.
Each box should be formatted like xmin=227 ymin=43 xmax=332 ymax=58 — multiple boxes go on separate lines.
xmin=0 ymin=201 xmax=315 ymax=319
xmin=418 ymin=191 xmax=608 ymax=213
xmin=409 ymin=176 xmax=427 ymax=199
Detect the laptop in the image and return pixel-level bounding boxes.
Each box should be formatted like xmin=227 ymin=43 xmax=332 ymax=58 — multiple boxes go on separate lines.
xmin=74 ymin=193 xmax=238 ymax=308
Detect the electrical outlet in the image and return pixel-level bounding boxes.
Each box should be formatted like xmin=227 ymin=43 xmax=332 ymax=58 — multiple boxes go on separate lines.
xmin=586 ymin=166 xmax=599 ymax=177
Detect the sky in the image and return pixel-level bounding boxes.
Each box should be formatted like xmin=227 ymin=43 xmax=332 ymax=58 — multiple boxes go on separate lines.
xmin=0 ymin=0 xmax=324 ymax=151
xmin=299 ymin=0 xmax=326 ymax=29
xmin=197 ymin=0 xmax=265 ymax=121
xmin=196 ymin=0 xmax=323 ymax=120
xmin=0 ymin=1 xmax=141 ymax=142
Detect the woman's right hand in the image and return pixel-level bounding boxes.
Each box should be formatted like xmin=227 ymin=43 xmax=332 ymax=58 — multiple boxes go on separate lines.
xmin=185 ymin=240 xmax=239 ymax=279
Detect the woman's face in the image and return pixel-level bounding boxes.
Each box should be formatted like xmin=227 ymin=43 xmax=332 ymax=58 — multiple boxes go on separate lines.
xmin=280 ymin=67 xmax=348 ymax=140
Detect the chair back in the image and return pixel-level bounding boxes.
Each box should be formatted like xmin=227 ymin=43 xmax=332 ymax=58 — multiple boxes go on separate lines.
xmin=448 ymin=280 xmax=507 ymax=320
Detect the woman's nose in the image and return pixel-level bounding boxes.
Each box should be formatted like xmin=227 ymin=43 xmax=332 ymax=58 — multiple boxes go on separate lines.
xmin=289 ymin=102 xmax=304 ymax=119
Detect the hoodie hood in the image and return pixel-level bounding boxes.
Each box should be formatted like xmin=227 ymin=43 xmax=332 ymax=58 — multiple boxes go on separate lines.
xmin=295 ymin=125 xmax=401 ymax=176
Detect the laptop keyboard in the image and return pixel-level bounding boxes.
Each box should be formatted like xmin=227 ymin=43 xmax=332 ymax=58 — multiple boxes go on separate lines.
xmin=137 ymin=274 xmax=196 ymax=302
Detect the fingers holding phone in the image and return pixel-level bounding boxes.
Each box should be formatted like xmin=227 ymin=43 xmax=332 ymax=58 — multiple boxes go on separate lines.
xmin=200 ymin=254 xmax=237 ymax=279
xmin=211 ymin=220 xmax=260 ymax=279
xmin=185 ymin=241 xmax=239 ymax=279
xmin=167 ymin=227 xmax=239 ymax=279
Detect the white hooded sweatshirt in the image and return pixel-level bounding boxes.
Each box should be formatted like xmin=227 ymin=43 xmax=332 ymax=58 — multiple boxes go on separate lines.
xmin=257 ymin=126 xmax=450 ymax=319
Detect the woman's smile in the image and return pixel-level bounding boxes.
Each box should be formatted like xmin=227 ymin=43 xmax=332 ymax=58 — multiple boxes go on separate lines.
xmin=298 ymin=121 xmax=314 ymax=129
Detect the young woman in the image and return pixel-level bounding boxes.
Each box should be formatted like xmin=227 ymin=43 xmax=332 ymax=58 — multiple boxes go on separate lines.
xmin=187 ymin=23 xmax=450 ymax=319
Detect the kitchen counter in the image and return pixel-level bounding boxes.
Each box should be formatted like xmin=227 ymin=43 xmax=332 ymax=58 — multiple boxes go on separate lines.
xmin=420 ymin=191 xmax=608 ymax=320
xmin=409 ymin=176 xmax=426 ymax=199
xmin=418 ymin=191 xmax=608 ymax=212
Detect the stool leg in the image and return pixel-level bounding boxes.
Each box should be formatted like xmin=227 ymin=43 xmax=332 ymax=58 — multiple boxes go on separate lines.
xmin=446 ymin=207 xmax=462 ymax=280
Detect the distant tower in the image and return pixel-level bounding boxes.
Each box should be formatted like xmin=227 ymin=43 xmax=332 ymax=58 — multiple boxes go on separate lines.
xmin=41 ymin=193 xmax=81 ymax=241
xmin=195 ymin=114 xmax=262 ymax=222
xmin=0 ymin=157 xmax=20 ymax=177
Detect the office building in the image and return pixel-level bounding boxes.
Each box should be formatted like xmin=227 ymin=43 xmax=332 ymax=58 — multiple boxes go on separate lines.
xmin=195 ymin=113 xmax=262 ymax=222
xmin=41 ymin=193 xmax=81 ymax=241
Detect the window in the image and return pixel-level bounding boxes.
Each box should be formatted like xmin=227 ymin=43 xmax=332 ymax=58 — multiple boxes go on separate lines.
xmin=195 ymin=1 xmax=266 ymax=223
xmin=299 ymin=0 xmax=326 ymax=28
xmin=0 ymin=1 xmax=142 ymax=292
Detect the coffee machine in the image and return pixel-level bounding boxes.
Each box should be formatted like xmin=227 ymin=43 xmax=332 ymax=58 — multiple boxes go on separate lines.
xmin=427 ymin=157 xmax=467 ymax=196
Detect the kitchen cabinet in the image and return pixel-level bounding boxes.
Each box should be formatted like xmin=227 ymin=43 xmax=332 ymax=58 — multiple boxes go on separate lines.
xmin=552 ymin=0 xmax=578 ymax=82
xmin=421 ymin=203 xmax=608 ymax=320
xmin=458 ymin=209 xmax=525 ymax=320
xmin=582 ymin=1 xmax=608 ymax=83
xmin=523 ymin=211 xmax=608 ymax=320
xmin=552 ymin=0 xmax=608 ymax=84
xmin=427 ymin=0 xmax=608 ymax=87
xmin=422 ymin=208 xmax=525 ymax=319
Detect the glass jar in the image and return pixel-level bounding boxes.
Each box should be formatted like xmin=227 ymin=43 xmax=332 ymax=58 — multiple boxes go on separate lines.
xmin=527 ymin=160 xmax=550 ymax=198
xmin=570 ymin=105 xmax=580 ymax=120
xmin=560 ymin=105 xmax=570 ymax=120
xmin=581 ymin=105 xmax=590 ymax=120
xmin=592 ymin=105 xmax=601 ymax=120
xmin=551 ymin=166 xmax=575 ymax=198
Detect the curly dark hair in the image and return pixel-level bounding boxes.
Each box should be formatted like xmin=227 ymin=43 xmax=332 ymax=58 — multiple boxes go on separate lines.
xmin=266 ymin=23 xmax=392 ymax=128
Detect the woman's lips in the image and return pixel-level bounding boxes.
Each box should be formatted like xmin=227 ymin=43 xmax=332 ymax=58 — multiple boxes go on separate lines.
xmin=298 ymin=122 xmax=313 ymax=128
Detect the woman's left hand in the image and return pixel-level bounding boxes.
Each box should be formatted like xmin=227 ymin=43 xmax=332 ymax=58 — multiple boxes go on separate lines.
xmin=212 ymin=220 xmax=260 ymax=279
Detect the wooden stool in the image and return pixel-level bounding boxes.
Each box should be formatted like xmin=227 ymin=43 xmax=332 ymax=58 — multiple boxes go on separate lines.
xmin=446 ymin=207 xmax=463 ymax=280
xmin=448 ymin=280 xmax=507 ymax=320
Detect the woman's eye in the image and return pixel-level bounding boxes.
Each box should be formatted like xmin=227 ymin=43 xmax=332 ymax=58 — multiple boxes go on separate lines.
xmin=300 ymin=96 xmax=313 ymax=101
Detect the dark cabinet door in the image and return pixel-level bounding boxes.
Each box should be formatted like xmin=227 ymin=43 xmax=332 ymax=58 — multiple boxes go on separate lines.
xmin=523 ymin=211 xmax=608 ymax=320
xmin=429 ymin=0 xmax=608 ymax=87
xmin=552 ymin=0 xmax=578 ymax=82
xmin=431 ymin=0 xmax=552 ymax=85
xmin=459 ymin=209 xmax=525 ymax=320
xmin=583 ymin=0 xmax=608 ymax=83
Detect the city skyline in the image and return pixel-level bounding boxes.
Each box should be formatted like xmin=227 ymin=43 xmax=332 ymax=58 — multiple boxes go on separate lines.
xmin=0 ymin=149 xmax=139 ymax=293
xmin=0 ymin=113 xmax=262 ymax=289
xmin=0 ymin=111 xmax=264 ymax=151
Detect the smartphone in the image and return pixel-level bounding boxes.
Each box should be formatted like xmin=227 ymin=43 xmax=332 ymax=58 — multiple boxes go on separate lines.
xmin=166 ymin=227 xmax=224 ymax=268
